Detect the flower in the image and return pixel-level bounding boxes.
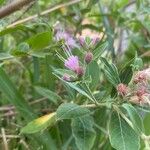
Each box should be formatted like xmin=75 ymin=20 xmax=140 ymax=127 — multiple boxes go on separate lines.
xmin=133 ymin=68 xmax=150 ymax=84
xmin=78 ymin=36 xmax=100 ymax=48
xmin=65 ymin=56 xmax=79 ymax=71
xmin=64 ymin=55 xmax=84 ymax=77
xmin=75 ymin=66 xmax=84 ymax=77
xmin=84 ymin=51 xmax=93 ymax=64
xmin=116 ymin=83 xmax=128 ymax=96
xmin=55 ymin=30 xmax=77 ymax=49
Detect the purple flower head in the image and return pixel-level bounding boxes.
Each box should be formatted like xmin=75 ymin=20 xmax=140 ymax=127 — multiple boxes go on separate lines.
xmin=65 ymin=56 xmax=79 ymax=71
xmin=78 ymin=37 xmax=85 ymax=46
xmin=55 ymin=30 xmax=77 ymax=49
xmin=75 ymin=66 xmax=84 ymax=77
xmin=91 ymin=37 xmax=100 ymax=45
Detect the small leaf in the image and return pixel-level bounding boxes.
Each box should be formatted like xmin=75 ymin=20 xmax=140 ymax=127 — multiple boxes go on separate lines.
xmin=56 ymin=103 xmax=90 ymax=120
xmin=0 ymin=53 xmax=13 ymax=60
xmin=27 ymin=31 xmax=52 ymax=50
xmin=122 ymin=104 xmax=144 ymax=134
xmin=85 ymin=61 xmax=100 ymax=88
xmin=109 ymin=112 xmax=140 ymax=150
xmin=11 ymin=42 xmax=30 ymax=56
xmin=72 ymin=115 xmax=96 ymax=150
xmin=100 ymin=57 xmax=120 ymax=86
xmin=119 ymin=66 xmax=133 ymax=84
xmin=34 ymin=86 xmax=61 ymax=105
xmin=93 ymin=42 xmax=108 ymax=60
xmin=21 ymin=112 xmax=56 ymax=134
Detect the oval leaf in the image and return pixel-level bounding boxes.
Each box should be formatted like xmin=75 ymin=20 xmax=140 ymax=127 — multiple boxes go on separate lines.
xmin=21 ymin=112 xmax=56 ymax=134
xmin=109 ymin=112 xmax=140 ymax=150
xmin=56 ymin=103 xmax=90 ymax=120
xmin=122 ymin=103 xmax=144 ymax=134
xmin=72 ymin=115 xmax=96 ymax=150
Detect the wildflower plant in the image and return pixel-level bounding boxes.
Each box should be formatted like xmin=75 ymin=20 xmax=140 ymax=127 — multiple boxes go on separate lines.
xmin=0 ymin=1 xmax=150 ymax=150
xmin=20 ymin=33 xmax=150 ymax=150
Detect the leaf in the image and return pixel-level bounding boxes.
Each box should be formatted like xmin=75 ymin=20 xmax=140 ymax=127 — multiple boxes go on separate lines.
xmin=119 ymin=66 xmax=133 ymax=84
xmin=21 ymin=112 xmax=56 ymax=134
xmin=93 ymin=42 xmax=108 ymax=60
xmin=56 ymin=103 xmax=90 ymax=120
xmin=85 ymin=61 xmax=100 ymax=88
xmin=27 ymin=31 xmax=52 ymax=50
xmin=0 ymin=67 xmax=34 ymax=119
xmin=0 ymin=53 xmax=13 ymax=60
xmin=11 ymin=42 xmax=30 ymax=56
xmin=0 ymin=67 xmax=56 ymax=148
xmin=34 ymin=86 xmax=61 ymax=105
xmin=0 ymin=25 xmax=32 ymax=36
xmin=122 ymin=104 xmax=144 ymax=134
xmin=144 ymin=113 xmax=150 ymax=135
xmin=109 ymin=112 xmax=140 ymax=150
xmin=72 ymin=115 xmax=96 ymax=150
xmin=53 ymin=70 xmax=94 ymax=102
xmin=100 ymin=57 xmax=120 ymax=86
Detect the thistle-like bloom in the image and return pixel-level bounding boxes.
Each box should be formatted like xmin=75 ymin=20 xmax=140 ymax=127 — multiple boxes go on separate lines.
xmin=65 ymin=56 xmax=79 ymax=71
xmin=116 ymin=83 xmax=128 ymax=96
xmin=133 ymin=68 xmax=150 ymax=84
xmin=55 ymin=30 xmax=77 ymax=49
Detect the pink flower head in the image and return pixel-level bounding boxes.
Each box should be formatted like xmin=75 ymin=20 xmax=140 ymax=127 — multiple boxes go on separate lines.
xmin=75 ymin=66 xmax=84 ymax=77
xmin=116 ymin=83 xmax=128 ymax=96
xmin=133 ymin=68 xmax=150 ymax=84
xmin=55 ymin=30 xmax=77 ymax=49
xmin=91 ymin=37 xmax=100 ymax=45
xmin=65 ymin=56 xmax=79 ymax=71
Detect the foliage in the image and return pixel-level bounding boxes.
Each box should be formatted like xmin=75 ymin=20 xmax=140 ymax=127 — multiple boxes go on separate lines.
xmin=0 ymin=0 xmax=150 ymax=150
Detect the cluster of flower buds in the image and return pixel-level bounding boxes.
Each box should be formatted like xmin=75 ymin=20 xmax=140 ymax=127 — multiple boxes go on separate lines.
xmin=116 ymin=68 xmax=150 ymax=105
xmin=55 ymin=30 xmax=78 ymax=50
xmin=78 ymin=36 xmax=100 ymax=49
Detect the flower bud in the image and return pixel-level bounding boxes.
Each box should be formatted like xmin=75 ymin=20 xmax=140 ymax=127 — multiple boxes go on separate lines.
xmin=79 ymin=37 xmax=85 ymax=47
xmin=84 ymin=52 xmax=93 ymax=64
xmin=116 ymin=83 xmax=128 ymax=96
xmin=62 ymin=74 xmax=71 ymax=81
xmin=75 ymin=66 xmax=84 ymax=77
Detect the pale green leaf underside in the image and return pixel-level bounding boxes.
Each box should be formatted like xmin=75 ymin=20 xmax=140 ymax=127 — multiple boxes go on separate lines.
xmin=109 ymin=112 xmax=140 ymax=150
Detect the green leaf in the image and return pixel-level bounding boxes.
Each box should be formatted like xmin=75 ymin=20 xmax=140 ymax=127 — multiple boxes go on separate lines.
xmin=85 ymin=61 xmax=100 ymax=88
xmin=21 ymin=112 xmax=56 ymax=134
xmin=72 ymin=115 xmax=96 ymax=150
xmin=53 ymin=70 xmax=94 ymax=102
xmin=0 ymin=25 xmax=32 ymax=36
xmin=27 ymin=31 xmax=52 ymax=50
xmin=0 ymin=0 xmax=4 ymax=5
xmin=56 ymin=103 xmax=90 ymax=120
xmin=93 ymin=41 xmax=108 ymax=60
xmin=11 ymin=42 xmax=30 ymax=56
xmin=0 ymin=53 xmax=13 ymax=60
xmin=0 ymin=67 xmax=34 ymax=119
xmin=0 ymin=67 xmax=56 ymax=149
xmin=100 ymin=57 xmax=120 ymax=86
xmin=109 ymin=112 xmax=140 ymax=150
xmin=122 ymin=104 xmax=144 ymax=134
xmin=144 ymin=113 xmax=150 ymax=135
xmin=34 ymin=86 xmax=61 ymax=105
xmin=119 ymin=66 xmax=133 ymax=84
